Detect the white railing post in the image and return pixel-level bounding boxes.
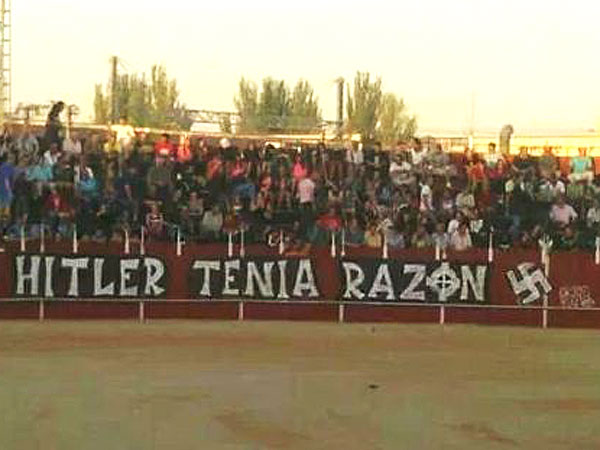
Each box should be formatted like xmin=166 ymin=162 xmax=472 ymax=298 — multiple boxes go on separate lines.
xmin=240 ymin=229 xmax=246 ymax=259
xmin=227 ymin=232 xmax=233 ymax=258
xmin=330 ymin=231 xmax=337 ymax=258
xmin=40 ymin=223 xmax=45 ymax=254
xmin=140 ymin=226 xmax=145 ymax=256
xmin=20 ymin=225 xmax=25 ymax=252
xmin=124 ymin=228 xmax=130 ymax=255
xmin=176 ymin=226 xmax=182 ymax=257
xmin=72 ymin=226 xmax=78 ymax=254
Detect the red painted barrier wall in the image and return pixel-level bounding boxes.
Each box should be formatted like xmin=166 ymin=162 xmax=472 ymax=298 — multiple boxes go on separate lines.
xmin=344 ymin=304 xmax=439 ymax=324
xmin=145 ymin=301 xmax=239 ymax=321
xmin=243 ymin=302 xmax=338 ymax=322
xmin=44 ymin=301 xmax=139 ymax=320
xmin=1 ymin=240 xmax=599 ymax=329
xmin=444 ymin=306 xmax=542 ymax=327
xmin=0 ymin=300 xmax=599 ymax=330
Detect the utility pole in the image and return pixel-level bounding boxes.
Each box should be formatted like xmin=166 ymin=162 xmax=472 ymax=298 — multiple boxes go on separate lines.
xmin=336 ymin=77 xmax=344 ymax=139
xmin=0 ymin=0 xmax=11 ymax=124
xmin=468 ymin=91 xmax=476 ymax=150
xmin=110 ymin=55 xmax=118 ymax=124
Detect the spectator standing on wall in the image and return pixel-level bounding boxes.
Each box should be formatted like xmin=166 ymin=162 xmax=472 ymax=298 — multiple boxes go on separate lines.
xmin=44 ymin=101 xmax=65 ymax=151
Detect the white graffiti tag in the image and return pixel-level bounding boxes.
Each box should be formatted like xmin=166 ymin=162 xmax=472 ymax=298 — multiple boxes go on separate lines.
xmin=559 ymin=286 xmax=596 ymax=309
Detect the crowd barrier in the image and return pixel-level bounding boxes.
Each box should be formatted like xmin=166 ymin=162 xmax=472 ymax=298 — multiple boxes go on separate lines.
xmin=1 ymin=299 xmax=599 ymax=329
xmin=0 ymin=239 xmax=599 ymax=329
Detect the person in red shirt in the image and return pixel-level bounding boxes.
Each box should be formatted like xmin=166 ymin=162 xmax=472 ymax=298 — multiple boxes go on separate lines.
xmin=44 ymin=185 xmax=71 ymax=239
xmin=154 ymin=133 xmax=174 ymax=160
xmin=176 ymin=134 xmax=191 ymax=163
xmin=206 ymin=153 xmax=223 ymax=181
xmin=317 ymin=206 xmax=342 ymax=232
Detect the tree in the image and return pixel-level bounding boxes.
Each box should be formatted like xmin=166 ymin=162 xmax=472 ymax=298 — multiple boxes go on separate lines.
xmin=257 ymin=78 xmax=290 ymax=131
xmin=234 ymin=78 xmax=259 ymax=133
xmin=93 ymin=84 xmax=110 ymax=125
xmin=377 ymin=93 xmax=417 ymax=145
xmin=234 ymin=77 xmax=321 ymax=133
xmin=288 ymin=80 xmax=321 ymax=132
xmin=93 ymin=64 xmax=191 ymax=130
xmin=219 ymin=114 xmax=233 ymax=134
xmin=346 ymin=71 xmax=382 ymax=142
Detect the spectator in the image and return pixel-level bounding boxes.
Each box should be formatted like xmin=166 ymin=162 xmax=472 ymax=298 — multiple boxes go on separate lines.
xmin=365 ymin=222 xmax=382 ymax=248
xmin=569 ymin=147 xmax=593 ymax=184
xmin=450 ymin=222 xmax=472 ymax=251
xmin=183 ymin=191 xmax=204 ymax=237
xmin=431 ymin=221 xmax=449 ymax=251
xmin=63 ymin=133 xmax=83 ymax=156
xmin=145 ymin=202 xmax=165 ymax=239
xmin=297 ymin=173 xmax=315 ymax=211
xmin=201 ymin=204 xmax=224 ymax=240
xmin=154 ymin=134 xmax=174 ymax=160
xmin=411 ymin=223 xmax=432 ymax=249
xmin=538 ymin=146 xmax=557 ymax=180
xmin=550 ymin=195 xmax=577 ymax=229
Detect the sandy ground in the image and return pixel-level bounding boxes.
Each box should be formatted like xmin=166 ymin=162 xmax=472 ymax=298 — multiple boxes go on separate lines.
xmin=0 ymin=321 xmax=599 ymax=450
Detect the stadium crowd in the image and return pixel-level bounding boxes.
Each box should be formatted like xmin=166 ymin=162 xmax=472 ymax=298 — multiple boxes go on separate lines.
xmin=0 ymin=107 xmax=599 ymax=253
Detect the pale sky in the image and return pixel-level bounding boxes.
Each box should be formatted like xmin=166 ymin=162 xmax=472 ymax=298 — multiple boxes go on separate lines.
xmin=12 ymin=0 xmax=600 ymax=133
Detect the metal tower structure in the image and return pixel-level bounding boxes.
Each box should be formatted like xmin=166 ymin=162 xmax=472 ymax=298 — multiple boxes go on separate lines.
xmin=0 ymin=0 xmax=11 ymax=123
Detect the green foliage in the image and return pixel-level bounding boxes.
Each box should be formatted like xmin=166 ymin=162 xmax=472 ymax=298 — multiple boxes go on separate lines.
xmin=234 ymin=77 xmax=321 ymax=133
xmin=94 ymin=64 xmax=191 ymax=130
xmin=377 ymin=93 xmax=417 ymax=145
xmin=288 ymin=80 xmax=322 ymax=131
xmin=346 ymin=72 xmax=382 ymax=142
xmin=257 ymin=78 xmax=289 ymax=131
xmin=93 ymin=84 xmax=110 ymax=125
xmin=219 ymin=114 xmax=233 ymax=134
xmin=346 ymin=72 xmax=417 ymax=144
xmin=234 ymin=78 xmax=259 ymax=133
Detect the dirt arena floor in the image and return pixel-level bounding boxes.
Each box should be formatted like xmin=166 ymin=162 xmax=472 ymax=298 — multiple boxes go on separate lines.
xmin=0 ymin=321 xmax=599 ymax=450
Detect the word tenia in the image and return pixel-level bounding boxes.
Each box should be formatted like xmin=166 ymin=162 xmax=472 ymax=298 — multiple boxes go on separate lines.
xmin=191 ymin=259 xmax=319 ymax=299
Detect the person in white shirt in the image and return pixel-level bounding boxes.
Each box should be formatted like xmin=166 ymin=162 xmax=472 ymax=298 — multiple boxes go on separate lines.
xmin=450 ymin=222 xmax=472 ymax=251
xmin=43 ymin=143 xmax=60 ymax=167
xmin=419 ymin=181 xmax=433 ymax=213
xmin=111 ymin=118 xmax=136 ymax=154
xmin=346 ymin=142 xmax=364 ymax=165
xmin=447 ymin=211 xmax=465 ymax=236
xmin=63 ymin=133 xmax=82 ymax=155
xmin=586 ymin=200 xmax=600 ymax=228
xmin=410 ymin=142 xmax=425 ymax=166
xmin=549 ymin=195 xmax=578 ymax=228
xmin=297 ymin=175 xmax=315 ymax=210
xmin=484 ymin=142 xmax=502 ymax=169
